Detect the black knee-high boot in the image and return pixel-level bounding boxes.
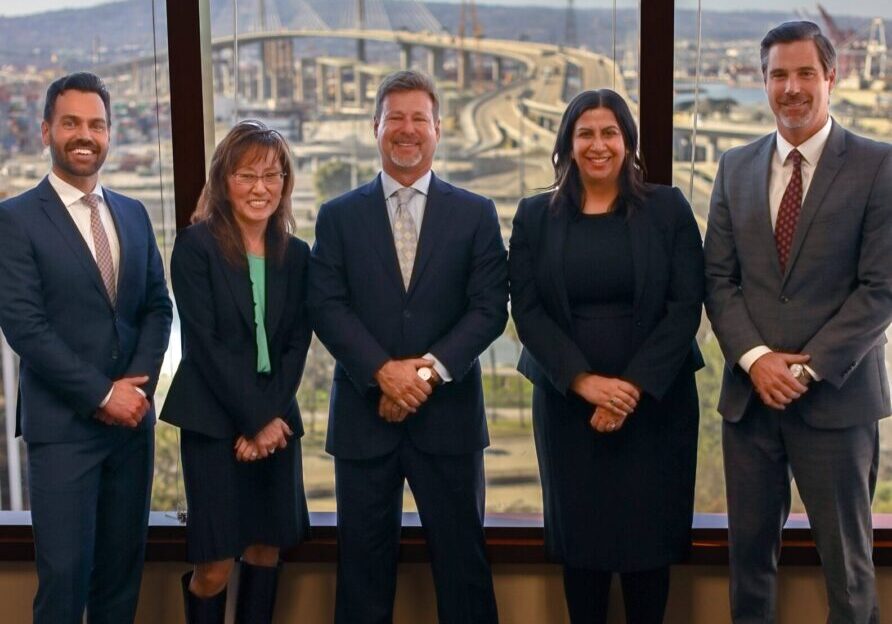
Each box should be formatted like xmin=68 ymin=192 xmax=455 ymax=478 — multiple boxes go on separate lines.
xmin=235 ymin=562 xmax=281 ymax=624
xmin=181 ymin=572 xmax=227 ymax=624
xmin=619 ymin=566 xmax=670 ymax=624
xmin=562 ymin=565 xmax=612 ymax=624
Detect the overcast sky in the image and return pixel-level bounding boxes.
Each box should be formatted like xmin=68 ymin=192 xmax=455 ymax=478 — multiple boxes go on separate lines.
xmin=1 ymin=0 xmax=888 ymax=19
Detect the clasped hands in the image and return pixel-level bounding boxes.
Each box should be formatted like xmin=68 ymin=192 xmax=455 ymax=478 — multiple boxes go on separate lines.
xmin=234 ymin=417 xmax=293 ymax=462
xmin=571 ymin=373 xmax=641 ymax=434
xmin=375 ymin=357 xmax=437 ymax=423
xmin=95 ymin=376 xmax=150 ymax=428
xmin=749 ymin=351 xmax=811 ymax=410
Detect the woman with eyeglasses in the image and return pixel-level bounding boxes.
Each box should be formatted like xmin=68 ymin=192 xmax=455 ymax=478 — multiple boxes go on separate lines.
xmin=161 ymin=120 xmax=311 ymax=624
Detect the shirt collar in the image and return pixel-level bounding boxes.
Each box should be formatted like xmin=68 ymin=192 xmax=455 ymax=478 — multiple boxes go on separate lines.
xmin=380 ymin=170 xmax=432 ymax=200
xmin=775 ymin=116 xmax=833 ymax=166
xmin=48 ymin=171 xmax=105 ymax=209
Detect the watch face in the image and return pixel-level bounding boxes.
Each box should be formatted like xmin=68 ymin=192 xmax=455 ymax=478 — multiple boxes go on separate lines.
xmin=790 ymin=364 xmax=803 ymax=377
xmin=417 ymin=367 xmax=433 ymax=381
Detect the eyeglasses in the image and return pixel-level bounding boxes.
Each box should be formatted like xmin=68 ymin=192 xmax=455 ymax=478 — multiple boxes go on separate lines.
xmin=231 ymin=171 xmax=287 ymax=187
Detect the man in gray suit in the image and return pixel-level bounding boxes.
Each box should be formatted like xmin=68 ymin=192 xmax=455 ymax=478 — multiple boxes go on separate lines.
xmin=704 ymin=21 xmax=892 ymax=624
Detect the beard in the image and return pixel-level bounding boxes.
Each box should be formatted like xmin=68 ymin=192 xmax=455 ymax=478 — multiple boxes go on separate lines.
xmin=389 ymin=148 xmax=424 ymax=169
xmin=49 ymin=137 xmax=108 ymax=179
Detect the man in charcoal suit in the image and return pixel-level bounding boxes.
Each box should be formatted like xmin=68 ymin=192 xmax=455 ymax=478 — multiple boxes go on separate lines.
xmin=704 ymin=22 xmax=892 ymax=624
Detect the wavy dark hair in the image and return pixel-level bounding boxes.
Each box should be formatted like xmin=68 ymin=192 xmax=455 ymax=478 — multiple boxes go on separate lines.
xmin=549 ymin=89 xmax=647 ymax=215
xmin=192 ymin=120 xmax=295 ymax=267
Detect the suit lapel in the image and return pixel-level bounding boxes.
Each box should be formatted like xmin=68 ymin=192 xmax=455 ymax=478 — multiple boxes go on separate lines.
xmin=357 ymin=175 xmax=405 ymax=294
xmin=407 ymin=174 xmax=450 ymax=297
xmin=543 ymin=198 xmax=573 ymax=328
xmin=37 ymin=177 xmax=113 ymax=309
xmin=102 ymin=189 xmax=126 ymax=309
xmin=627 ymin=205 xmax=649 ymax=313
xmin=265 ymin=234 xmax=286 ymax=340
xmin=750 ymin=136 xmax=782 ymax=279
xmin=221 ymin=251 xmax=255 ymax=331
xmin=782 ymin=122 xmax=846 ymax=286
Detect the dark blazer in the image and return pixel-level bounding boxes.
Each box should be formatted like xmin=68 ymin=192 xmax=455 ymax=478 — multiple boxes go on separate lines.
xmin=509 ymin=185 xmax=705 ymax=398
xmin=160 ymin=222 xmax=312 ymax=439
xmin=308 ymin=173 xmax=509 ymax=459
xmin=0 ymin=176 xmax=172 ymax=443
xmin=704 ymin=121 xmax=892 ymax=427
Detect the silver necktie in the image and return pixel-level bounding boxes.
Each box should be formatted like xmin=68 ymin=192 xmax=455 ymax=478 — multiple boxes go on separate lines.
xmin=393 ymin=187 xmax=418 ymax=290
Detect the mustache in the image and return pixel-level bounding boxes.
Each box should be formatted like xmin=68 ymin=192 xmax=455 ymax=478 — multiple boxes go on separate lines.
xmin=65 ymin=139 xmax=100 ymax=152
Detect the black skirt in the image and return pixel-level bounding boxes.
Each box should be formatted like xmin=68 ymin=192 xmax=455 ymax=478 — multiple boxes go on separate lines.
xmin=181 ymin=429 xmax=310 ymax=563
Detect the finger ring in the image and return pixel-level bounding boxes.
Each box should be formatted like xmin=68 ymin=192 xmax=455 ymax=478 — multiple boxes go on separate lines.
xmin=269 ymin=448 xmax=275 ymax=455
xmin=607 ymin=422 xmax=616 ymax=430
xmin=251 ymin=452 xmax=258 ymax=459
xmin=608 ymin=398 xmax=616 ymax=405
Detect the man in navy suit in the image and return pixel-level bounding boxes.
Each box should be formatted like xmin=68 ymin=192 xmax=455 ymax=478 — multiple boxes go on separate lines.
xmin=309 ymin=70 xmax=507 ymax=623
xmin=0 ymin=72 xmax=172 ymax=623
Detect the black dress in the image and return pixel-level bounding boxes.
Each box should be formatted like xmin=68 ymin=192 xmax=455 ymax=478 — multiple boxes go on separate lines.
xmin=532 ymin=211 xmax=699 ymax=571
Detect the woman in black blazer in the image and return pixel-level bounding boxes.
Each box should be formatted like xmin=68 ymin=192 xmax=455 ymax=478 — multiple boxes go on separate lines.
xmin=509 ymin=90 xmax=705 ymax=623
xmin=161 ymin=121 xmax=311 ymax=624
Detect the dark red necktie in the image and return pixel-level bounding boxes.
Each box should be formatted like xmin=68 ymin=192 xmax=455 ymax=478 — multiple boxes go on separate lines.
xmin=775 ymin=149 xmax=803 ymax=273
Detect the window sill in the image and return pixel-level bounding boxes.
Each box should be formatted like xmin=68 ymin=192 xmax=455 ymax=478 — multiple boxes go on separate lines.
xmin=0 ymin=512 xmax=890 ymax=565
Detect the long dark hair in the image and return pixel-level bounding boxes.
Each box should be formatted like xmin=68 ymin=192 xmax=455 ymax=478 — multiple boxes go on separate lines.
xmin=192 ymin=120 xmax=295 ymax=267
xmin=549 ymin=89 xmax=647 ymax=215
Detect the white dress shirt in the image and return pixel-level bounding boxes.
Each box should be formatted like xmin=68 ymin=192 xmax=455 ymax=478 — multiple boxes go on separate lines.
xmin=379 ymin=170 xmax=452 ymax=383
xmin=48 ymin=171 xmax=121 ymax=277
xmin=737 ymin=117 xmax=833 ymax=379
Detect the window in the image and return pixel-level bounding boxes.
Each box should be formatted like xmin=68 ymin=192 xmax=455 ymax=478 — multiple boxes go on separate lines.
xmin=673 ymin=0 xmax=892 ymax=513
xmin=204 ymin=0 xmax=641 ymax=515
xmin=0 ymin=0 xmax=178 ymax=513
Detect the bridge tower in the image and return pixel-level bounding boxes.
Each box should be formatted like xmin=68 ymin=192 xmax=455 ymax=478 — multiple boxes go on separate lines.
xmin=356 ymin=0 xmax=367 ymax=62
xmin=564 ymin=0 xmax=578 ymax=48
xmin=864 ymin=18 xmax=887 ymax=82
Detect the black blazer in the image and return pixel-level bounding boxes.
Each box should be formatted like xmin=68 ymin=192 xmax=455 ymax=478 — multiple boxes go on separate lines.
xmin=161 ymin=222 xmax=312 ymax=439
xmin=0 ymin=177 xmax=172 ymax=443
xmin=509 ymin=185 xmax=705 ymax=399
xmin=308 ymin=173 xmax=509 ymax=459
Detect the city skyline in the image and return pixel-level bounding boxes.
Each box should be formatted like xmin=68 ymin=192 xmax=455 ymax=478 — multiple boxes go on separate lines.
xmin=1 ymin=0 xmax=890 ymax=19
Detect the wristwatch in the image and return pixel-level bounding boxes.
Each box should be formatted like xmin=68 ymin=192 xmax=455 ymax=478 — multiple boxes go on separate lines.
xmin=417 ymin=367 xmax=433 ymax=382
xmin=789 ymin=363 xmax=813 ymax=385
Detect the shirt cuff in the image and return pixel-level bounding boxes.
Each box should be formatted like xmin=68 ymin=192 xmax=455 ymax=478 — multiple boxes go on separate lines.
xmin=99 ymin=384 xmax=146 ymax=408
xmin=803 ymin=364 xmax=821 ymax=382
xmin=99 ymin=385 xmax=114 ymax=408
xmin=739 ymin=346 xmax=772 ymax=374
xmin=424 ymin=352 xmax=452 ymax=383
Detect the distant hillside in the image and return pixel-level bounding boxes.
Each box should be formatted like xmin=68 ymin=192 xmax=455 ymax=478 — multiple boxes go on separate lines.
xmin=0 ymin=0 xmax=883 ymax=70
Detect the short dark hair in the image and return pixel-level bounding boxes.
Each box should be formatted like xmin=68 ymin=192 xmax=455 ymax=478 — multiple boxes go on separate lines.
xmin=373 ymin=70 xmax=440 ymax=122
xmin=549 ymin=89 xmax=647 ymax=215
xmin=760 ymin=21 xmax=837 ymax=78
xmin=44 ymin=72 xmax=112 ymax=125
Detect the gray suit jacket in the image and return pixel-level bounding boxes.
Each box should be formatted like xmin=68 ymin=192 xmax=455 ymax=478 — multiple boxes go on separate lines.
xmin=704 ymin=120 xmax=892 ymax=428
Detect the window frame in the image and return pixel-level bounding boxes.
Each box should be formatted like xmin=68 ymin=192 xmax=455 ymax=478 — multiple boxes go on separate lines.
xmin=2 ymin=0 xmax=891 ymax=568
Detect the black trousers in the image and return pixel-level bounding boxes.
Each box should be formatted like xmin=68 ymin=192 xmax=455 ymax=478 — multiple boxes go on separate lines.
xmin=334 ymin=439 xmax=498 ymax=624
xmin=563 ymin=565 xmax=670 ymax=624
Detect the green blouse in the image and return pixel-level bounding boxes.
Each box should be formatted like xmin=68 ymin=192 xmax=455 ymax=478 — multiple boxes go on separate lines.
xmin=247 ymin=253 xmax=272 ymax=373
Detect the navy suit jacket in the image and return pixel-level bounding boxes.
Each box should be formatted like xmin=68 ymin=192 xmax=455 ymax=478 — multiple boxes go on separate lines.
xmin=0 ymin=176 xmax=172 ymax=443
xmin=309 ymin=173 xmax=509 ymax=459
xmin=160 ymin=222 xmax=312 ymax=439
xmin=509 ymin=186 xmax=705 ymax=400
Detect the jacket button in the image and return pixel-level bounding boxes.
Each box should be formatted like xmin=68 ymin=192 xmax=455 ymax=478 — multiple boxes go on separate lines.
xmin=403 ymin=310 xmax=411 ymax=319
xmin=780 ymin=296 xmax=790 ymax=303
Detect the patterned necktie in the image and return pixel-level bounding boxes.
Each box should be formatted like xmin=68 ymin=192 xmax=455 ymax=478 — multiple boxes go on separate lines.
xmin=392 ymin=187 xmax=418 ymax=291
xmin=774 ymin=149 xmax=803 ymax=274
xmin=82 ymin=193 xmax=117 ymax=305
